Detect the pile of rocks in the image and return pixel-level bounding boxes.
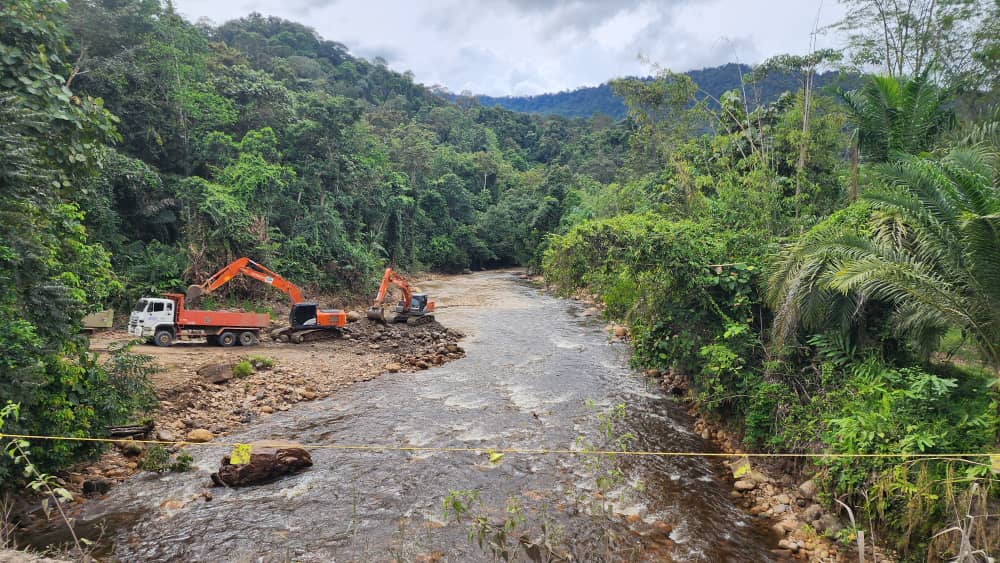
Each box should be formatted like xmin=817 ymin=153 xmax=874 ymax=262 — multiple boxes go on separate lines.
xmin=723 ymin=468 xmax=845 ymax=561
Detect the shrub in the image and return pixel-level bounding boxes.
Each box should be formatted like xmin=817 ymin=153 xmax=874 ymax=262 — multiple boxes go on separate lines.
xmin=232 ymin=361 xmax=253 ymax=378
xmin=248 ymin=355 xmax=274 ymax=369
xmin=139 ymin=445 xmax=194 ymax=473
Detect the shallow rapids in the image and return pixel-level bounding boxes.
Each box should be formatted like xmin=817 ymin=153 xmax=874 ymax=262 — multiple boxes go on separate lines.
xmin=82 ymin=271 xmax=777 ymax=561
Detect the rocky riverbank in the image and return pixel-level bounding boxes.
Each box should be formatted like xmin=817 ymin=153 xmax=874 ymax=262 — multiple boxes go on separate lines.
xmin=9 ymin=315 xmax=465 ymax=543
xmin=561 ymin=283 xmax=888 ymax=563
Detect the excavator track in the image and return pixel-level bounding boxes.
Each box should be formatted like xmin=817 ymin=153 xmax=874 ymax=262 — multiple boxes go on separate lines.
xmin=405 ymin=314 xmax=435 ymax=326
xmin=270 ymin=326 xmax=343 ymax=344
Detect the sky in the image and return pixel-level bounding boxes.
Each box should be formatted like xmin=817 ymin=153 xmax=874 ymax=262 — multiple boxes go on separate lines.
xmin=172 ymin=0 xmax=848 ymax=97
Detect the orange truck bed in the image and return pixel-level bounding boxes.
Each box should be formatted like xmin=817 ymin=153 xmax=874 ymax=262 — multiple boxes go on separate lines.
xmin=165 ymin=293 xmax=269 ymax=330
xmin=176 ymin=309 xmax=270 ymax=329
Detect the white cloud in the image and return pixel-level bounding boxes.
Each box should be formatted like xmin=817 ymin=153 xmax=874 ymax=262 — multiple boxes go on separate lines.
xmin=172 ymin=0 xmax=847 ymax=96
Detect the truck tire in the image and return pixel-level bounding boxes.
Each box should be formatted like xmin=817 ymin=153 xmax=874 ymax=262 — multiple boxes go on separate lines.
xmin=219 ymin=331 xmax=237 ymax=347
xmin=239 ymin=331 xmax=257 ymax=346
xmin=153 ymin=330 xmax=174 ymax=347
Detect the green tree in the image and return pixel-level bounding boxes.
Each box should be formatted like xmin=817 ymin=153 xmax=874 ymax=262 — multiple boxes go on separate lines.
xmin=0 ymin=1 xmax=157 ymax=479
xmin=769 ymin=147 xmax=1000 ymax=367
xmin=837 ymin=73 xmax=954 ymax=199
xmin=832 ymin=0 xmax=988 ymax=83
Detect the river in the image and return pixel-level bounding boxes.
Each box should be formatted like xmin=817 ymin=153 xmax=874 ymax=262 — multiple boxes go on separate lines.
xmin=81 ymin=271 xmax=777 ymax=561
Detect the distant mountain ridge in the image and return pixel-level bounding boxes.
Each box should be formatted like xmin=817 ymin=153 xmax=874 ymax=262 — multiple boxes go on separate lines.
xmin=466 ymin=63 xmax=853 ymax=119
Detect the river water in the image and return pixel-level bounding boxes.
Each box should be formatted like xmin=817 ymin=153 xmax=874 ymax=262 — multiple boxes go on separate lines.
xmin=82 ymin=271 xmax=777 ymax=561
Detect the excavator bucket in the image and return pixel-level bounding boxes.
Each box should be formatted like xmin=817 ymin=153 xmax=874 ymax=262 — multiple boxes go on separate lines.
xmin=366 ymin=306 xmax=386 ymax=322
xmin=185 ymin=284 xmax=205 ymax=302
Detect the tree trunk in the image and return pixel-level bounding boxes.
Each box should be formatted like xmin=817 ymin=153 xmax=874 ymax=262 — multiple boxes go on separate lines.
xmin=849 ymin=138 xmax=860 ymax=202
xmin=795 ymin=70 xmax=814 ymax=219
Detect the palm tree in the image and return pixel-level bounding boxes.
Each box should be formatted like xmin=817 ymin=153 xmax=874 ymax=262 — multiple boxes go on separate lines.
xmin=768 ymin=146 xmax=1000 ymax=368
xmin=837 ymin=73 xmax=955 ymax=200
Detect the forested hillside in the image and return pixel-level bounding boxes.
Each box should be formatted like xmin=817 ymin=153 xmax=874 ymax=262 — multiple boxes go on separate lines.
xmin=57 ymin=2 xmax=628 ymax=301
xmin=0 ymin=0 xmax=626 ymax=481
xmin=470 ymin=64 xmax=853 ymax=119
xmin=2 ymin=0 xmax=999 ymax=560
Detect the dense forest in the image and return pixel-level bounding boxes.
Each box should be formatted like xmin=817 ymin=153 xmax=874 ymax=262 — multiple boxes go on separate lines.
xmin=2 ymin=0 xmax=999 ymax=560
xmin=470 ymin=63 xmax=853 ymax=119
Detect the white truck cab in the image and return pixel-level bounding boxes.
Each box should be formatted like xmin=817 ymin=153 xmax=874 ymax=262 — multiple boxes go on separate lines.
xmin=128 ymin=297 xmax=175 ymax=339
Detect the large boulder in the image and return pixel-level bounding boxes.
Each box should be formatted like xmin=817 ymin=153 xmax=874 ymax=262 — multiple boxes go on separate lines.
xmin=798 ymin=479 xmax=818 ymax=499
xmin=197 ymin=362 xmax=235 ymax=384
xmin=210 ymin=440 xmax=312 ymax=487
xmin=186 ymin=428 xmax=215 ymax=442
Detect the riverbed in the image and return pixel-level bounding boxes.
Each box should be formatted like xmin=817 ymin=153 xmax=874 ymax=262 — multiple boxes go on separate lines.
xmin=81 ymin=271 xmax=777 ymax=561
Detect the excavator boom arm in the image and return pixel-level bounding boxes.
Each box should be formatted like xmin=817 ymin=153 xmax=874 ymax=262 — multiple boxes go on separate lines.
xmin=188 ymin=258 xmax=305 ymax=304
xmin=372 ymin=268 xmax=412 ymax=307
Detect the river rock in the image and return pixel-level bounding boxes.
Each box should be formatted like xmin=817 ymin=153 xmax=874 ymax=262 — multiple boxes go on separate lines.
xmin=82 ymin=478 xmax=113 ymax=496
xmin=774 ymin=493 xmax=791 ymax=505
xmin=815 ymin=513 xmax=842 ymax=536
xmin=385 ymin=362 xmax=402 ymax=373
xmin=613 ymin=325 xmax=628 ymax=337
xmin=259 ymin=405 xmax=274 ymax=414
xmin=778 ymin=539 xmax=799 ymax=553
xmin=346 ymin=310 xmax=362 ymax=322
xmin=772 ymin=517 xmax=801 ymax=535
xmin=803 ymin=503 xmax=823 ymax=521
xmin=798 ymin=479 xmax=817 ymax=499
xmin=298 ymin=389 xmax=317 ymax=401
xmin=197 ymin=362 xmax=235 ymax=384
xmin=186 ymin=429 xmax=214 ymax=442
xmin=733 ymin=479 xmax=756 ymax=491
xmin=210 ymin=440 xmax=313 ymax=487
xmin=156 ymin=429 xmax=177 ymax=442
xmin=119 ymin=440 xmax=144 ymax=456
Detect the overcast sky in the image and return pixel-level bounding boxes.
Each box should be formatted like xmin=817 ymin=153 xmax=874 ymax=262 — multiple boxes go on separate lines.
xmin=173 ymin=0 xmax=848 ymax=97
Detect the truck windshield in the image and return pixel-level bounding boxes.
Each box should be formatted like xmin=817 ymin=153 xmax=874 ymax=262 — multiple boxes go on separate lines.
xmin=133 ymin=299 xmax=149 ymax=312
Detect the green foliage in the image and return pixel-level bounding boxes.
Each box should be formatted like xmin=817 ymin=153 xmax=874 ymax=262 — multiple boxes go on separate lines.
xmin=544 ymin=214 xmax=759 ymax=376
xmin=836 ymin=73 xmax=954 ymax=164
xmin=540 ymin=48 xmax=997 ymax=559
xmin=2 ymin=1 xmax=997 ymax=558
xmin=811 ymin=357 xmax=998 ymax=557
xmin=249 ymin=355 xmax=275 ymax=369
xmin=770 ymin=147 xmax=1000 ymax=367
xmin=574 ymin=401 xmax=638 ymax=514
xmin=139 ymin=445 xmax=194 ymax=474
xmin=2 ymin=403 xmax=90 ymax=555
xmin=232 ymin=360 xmax=253 ymax=378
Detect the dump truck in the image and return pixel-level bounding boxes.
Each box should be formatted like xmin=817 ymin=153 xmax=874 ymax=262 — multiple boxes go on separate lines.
xmin=127 ymin=292 xmax=269 ymax=347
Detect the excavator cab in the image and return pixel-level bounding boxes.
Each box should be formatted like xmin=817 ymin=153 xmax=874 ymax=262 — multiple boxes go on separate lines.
xmin=397 ymin=294 xmax=430 ymax=315
xmin=290 ymin=303 xmax=319 ymax=328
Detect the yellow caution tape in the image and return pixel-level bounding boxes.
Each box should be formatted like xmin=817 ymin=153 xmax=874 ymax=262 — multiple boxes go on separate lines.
xmin=0 ymin=432 xmax=996 ymax=461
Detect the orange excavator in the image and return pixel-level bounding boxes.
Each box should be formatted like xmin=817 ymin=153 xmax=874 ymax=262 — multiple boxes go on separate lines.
xmin=186 ymin=257 xmax=346 ymax=343
xmin=366 ymin=268 xmax=435 ymax=325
